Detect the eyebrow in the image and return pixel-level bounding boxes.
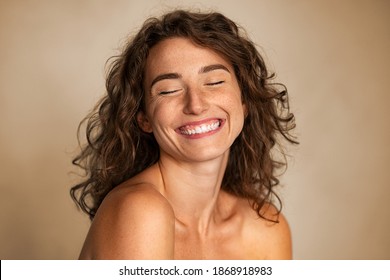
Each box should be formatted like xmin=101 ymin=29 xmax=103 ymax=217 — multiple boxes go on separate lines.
xmin=150 ymin=73 xmax=182 ymax=88
xmin=149 ymin=64 xmax=230 ymax=89
xmin=199 ymin=64 xmax=230 ymax=74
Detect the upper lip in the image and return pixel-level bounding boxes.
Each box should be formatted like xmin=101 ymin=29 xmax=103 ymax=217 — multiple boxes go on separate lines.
xmin=176 ymin=118 xmax=222 ymax=130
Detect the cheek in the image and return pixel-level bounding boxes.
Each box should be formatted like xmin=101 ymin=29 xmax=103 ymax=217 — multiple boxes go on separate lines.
xmin=234 ymin=97 xmax=246 ymax=129
xmin=236 ymin=106 xmax=246 ymax=131
xmin=146 ymin=100 xmax=175 ymax=132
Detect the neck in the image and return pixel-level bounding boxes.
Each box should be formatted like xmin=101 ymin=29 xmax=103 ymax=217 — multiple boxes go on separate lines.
xmin=157 ymin=151 xmax=229 ymax=235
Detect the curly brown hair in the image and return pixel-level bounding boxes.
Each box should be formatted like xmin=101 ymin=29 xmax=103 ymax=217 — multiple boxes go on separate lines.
xmin=70 ymin=10 xmax=297 ymax=221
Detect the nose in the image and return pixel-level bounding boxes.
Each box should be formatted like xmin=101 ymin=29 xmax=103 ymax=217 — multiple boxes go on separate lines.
xmin=182 ymin=87 xmax=209 ymax=115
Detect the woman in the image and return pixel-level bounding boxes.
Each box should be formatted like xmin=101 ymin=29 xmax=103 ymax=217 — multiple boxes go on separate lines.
xmin=71 ymin=10 xmax=297 ymax=259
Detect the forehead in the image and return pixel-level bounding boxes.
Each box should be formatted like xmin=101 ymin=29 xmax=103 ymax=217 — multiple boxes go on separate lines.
xmin=144 ymin=37 xmax=233 ymax=80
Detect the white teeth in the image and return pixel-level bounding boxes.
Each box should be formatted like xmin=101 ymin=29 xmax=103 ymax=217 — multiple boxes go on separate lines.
xmin=180 ymin=121 xmax=220 ymax=135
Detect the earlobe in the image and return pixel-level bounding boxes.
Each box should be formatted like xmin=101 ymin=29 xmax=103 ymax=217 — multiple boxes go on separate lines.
xmin=136 ymin=111 xmax=153 ymax=133
xmin=243 ymin=103 xmax=248 ymax=118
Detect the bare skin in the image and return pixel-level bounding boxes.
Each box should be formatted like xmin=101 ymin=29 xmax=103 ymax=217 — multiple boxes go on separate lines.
xmin=79 ymin=38 xmax=292 ymax=259
xmin=79 ymin=163 xmax=292 ymax=259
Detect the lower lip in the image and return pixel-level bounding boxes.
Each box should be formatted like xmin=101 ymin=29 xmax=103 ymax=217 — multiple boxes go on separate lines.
xmin=176 ymin=119 xmax=225 ymax=139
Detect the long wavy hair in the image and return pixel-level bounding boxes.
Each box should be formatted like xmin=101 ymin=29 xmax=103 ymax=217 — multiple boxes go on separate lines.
xmin=70 ymin=10 xmax=297 ymax=221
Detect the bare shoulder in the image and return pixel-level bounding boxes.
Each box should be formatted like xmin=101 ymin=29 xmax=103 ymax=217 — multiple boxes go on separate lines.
xmin=100 ymin=181 xmax=175 ymax=226
xmin=240 ymin=202 xmax=292 ymax=259
xmin=79 ymin=180 xmax=175 ymax=260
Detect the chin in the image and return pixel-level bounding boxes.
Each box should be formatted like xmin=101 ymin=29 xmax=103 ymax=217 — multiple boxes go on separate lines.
xmin=181 ymin=147 xmax=230 ymax=163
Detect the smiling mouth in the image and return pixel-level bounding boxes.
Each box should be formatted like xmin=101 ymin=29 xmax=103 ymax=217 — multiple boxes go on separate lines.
xmin=178 ymin=119 xmax=222 ymax=136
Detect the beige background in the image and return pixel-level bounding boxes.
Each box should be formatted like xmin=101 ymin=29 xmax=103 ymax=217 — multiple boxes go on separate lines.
xmin=1 ymin=0 xmax=389 ymax=259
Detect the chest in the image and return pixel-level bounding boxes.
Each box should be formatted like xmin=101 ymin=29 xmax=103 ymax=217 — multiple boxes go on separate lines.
xmin=173 ymin=229 xmax=263 ymax=259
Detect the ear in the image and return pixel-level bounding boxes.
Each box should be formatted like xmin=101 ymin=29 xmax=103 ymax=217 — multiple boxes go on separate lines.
xmin=242 ymin=103 xmax=248 ymax=118
xmin=136 ymin=111 xmax=153 ymax=133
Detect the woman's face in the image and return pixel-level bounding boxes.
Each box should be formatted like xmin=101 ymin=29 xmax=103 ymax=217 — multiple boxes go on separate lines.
xmin=139 ymin=37 xmax=246 ymax=162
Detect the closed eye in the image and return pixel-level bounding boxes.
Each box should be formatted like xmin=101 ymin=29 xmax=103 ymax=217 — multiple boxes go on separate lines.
xmin=206 ymin=81 xmax=225 ymax=86
xmin=159 ymin=89 xmax=181 ymax=95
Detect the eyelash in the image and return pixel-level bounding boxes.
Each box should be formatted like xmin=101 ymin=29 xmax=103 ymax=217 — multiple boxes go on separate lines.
xmin=159 ymin=89 xmax=180 ymax=95
xmin=158 ymin=81 xmax=225 ymax=95
xmin=206 ymin=81 xmax=224 ymax=86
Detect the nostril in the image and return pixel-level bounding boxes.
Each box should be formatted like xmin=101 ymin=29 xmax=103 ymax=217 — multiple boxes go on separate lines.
xmin=183 ymin=93 xmax=208 ymax=115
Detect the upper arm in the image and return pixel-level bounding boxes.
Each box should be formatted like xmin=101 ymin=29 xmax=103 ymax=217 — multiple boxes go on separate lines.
xmin=79 ymin=185 xmax=175 ymax=260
